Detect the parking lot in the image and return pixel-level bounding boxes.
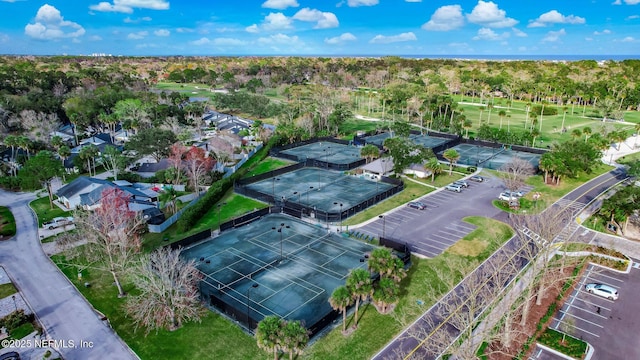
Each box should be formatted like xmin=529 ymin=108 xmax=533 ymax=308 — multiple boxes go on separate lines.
xmin=538 ymin=260 xmax=640 ymax=360
xmin=355 ymin=175 xmax=534 ymax=257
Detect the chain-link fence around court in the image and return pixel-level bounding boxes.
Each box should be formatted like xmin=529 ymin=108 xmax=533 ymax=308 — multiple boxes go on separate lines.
xmin=235 ymin=166 xmax=403 ymax=222
xmin=180 ymin=213 xmax=376 ymax=335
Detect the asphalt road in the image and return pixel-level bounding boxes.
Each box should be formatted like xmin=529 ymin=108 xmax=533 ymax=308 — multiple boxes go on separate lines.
xmin=373 ymin=167 xmax=628 ymax=359
xmin=0 ymin=189 xmax=136 ymax=360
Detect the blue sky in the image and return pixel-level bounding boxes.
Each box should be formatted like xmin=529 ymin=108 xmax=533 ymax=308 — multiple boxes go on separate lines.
xmin=0 ymin=0 xmax=639 ymax=56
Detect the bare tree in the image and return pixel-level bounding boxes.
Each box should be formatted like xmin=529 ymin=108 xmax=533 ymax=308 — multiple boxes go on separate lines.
xmin=183 ymin=146 xmax=214 ymax=194
xmin=70 ymin=188 xmax=145 ymax=297
xmin=125 ymin=247 xmax=203 ymax=333
xmin=499 ymin=156 xmax=535 ymax=192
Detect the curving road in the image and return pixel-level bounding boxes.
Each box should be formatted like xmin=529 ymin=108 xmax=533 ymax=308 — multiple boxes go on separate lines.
xmin=0 ymin=189 xmax=136 ymax=360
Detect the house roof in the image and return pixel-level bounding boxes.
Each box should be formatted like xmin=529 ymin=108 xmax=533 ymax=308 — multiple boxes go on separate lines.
xmin=360 ymin=158 xmax=394 ymax=174
xmin=137 ymin=158 xmax=171 ymax=173
xmin=56 ymin=176 xmax=110 ymax=199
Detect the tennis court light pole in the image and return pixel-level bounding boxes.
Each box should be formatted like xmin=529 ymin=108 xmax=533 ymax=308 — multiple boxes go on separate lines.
xmin=217 ymin=202 xmax=227 ymax=229
xmin=272 ymin=223 xmax=290 ymax=262
xmin=272 ymin=177 xmax=280 ymax=203
xmin=333 ymin=202 xmax=343 ymax=232
xmin=293 ymin=191 xmax=302 ymax=217
xmin=247 ymin=283 xmax=259 ymax=329
xmin=379 ymin=215 xmax=386 ymax=239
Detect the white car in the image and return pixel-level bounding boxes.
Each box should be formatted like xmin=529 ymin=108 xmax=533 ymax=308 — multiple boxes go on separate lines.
xmin=498 ymin=192 xmax=517 ymax=201
xmin=445 ymin=184 xmax=463 ymax=193
xmin=585 ymin=283 xmax=618 ymax=300
xmin=42 ymin=217 xmax=74 ymax=230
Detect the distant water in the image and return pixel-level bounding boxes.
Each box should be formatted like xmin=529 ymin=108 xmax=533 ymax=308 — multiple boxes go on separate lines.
xmin=397 ymin=54 xmax=639 ymax=61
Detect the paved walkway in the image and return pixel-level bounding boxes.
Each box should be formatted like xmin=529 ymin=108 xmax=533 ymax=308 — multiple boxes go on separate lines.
xmin=0 ymin=189 xmax=136 ymax=360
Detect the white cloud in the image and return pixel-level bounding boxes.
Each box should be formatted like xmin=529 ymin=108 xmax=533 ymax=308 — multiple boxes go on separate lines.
xmin=89 ymin=0 xmax=169 ymax=14
xmin=512 ymin=28 xmax=527 ymax=37
xmin=176 ymin=27 xmax=194 ymax=33
xmin=369 ymin=32 xmax=417 ymax=44
xmin=422 ymin=5 xmax=464 ymax=31
xmin=626 ymin=15 xmax=640 ymax=20
xmin=89 ymin=35 xmax=102 ymax=41
xmin=127 ymin=31 xmax=148 ymax=40
xmin=293 ymin=8 xmax=339 ymax=29
xmin=528 ymin=10 xmax=585 ymax=27
xmin=614 ymin=0 xmax=640 ymax=4
xmin=467 ymin=1 xmax=518 ymax=28
xmin=585 ymin=37 xmax=593 ymax=41
xmin=263 ymin=12 xmax=293 ymax=31
xmin=472 ymin=28 xmax=509 ymax=41
xmin=24 ymin=4 xmax=85 ymax=40
xmin=619 ymin=36 xmax=636 ymax=42
xmin=541 ymin=28 xmax=566 ymax=42
xmin=1 ymin=0 xmax=26 ymax=2
xmin=246 ymin=24 xmax=260 ymax=33
xmin=0 ymin=33 xmax=9 ymax=43
xmin=123 ymin=16 xmax=152 ymax=23
xmin=262 ymin=0 xmax=299 ymax=9
xmin=594 ymin=29 xmax=612 ymax=35
xmin=347 ymin=0 xmax=378 ymax=7
xmin=258 ymin=33 xmax=302 ymax=45
xmin=191 ymin=37 xmax=211 ymax=46
xmin=154 ymin=29 xmax=170 ymax=37
xmin=324 ymin=32 xmax=356 ymax=44
xmin=405 ymin=0 xmax=421 ymax=2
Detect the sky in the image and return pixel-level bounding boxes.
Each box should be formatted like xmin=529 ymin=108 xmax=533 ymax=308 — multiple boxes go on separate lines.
xmin=0 ymin=0 xmax=639 ymax=57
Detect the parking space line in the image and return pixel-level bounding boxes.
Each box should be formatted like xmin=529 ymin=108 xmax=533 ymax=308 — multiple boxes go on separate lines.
xmin=561 ymin=301 xmax=609 ymax=320
xmin=587 ymin=272 xmax=625 ymax=284
xmin=556 ymin=310 xmax=604 ymax=330
xmin=569 ymin=296 xmax=612 ymax=313
xmin=553 ymin=318 xmax=601 ymax=338
xmin=426 ymin=233 xmax=457 ymax=246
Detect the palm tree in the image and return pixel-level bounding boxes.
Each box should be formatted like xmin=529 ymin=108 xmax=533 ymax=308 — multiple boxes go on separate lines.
xmin=367 ymin=248 xmax=394 ymax=278
xmin=443 ymin=148 xmax=460 ymax=175
xmin=16 ymin=135 xmax=31 ymax=159
xmin=571 ymin=128 xmax=582 ymax=140
xmin=159 ymin=186 xmax=179 ymax=216
xmin=463 ymin=119 xmax=473 ymax=138
xmin=256 ymin=315 xmax=283 ymax=360
xmin=538 ymin=152 xmax=555 ymax=184
xmin=424 ymin=157 xmax=443 ymax=182
xmin=4 ymin=135 xmax=18 ymax=176
xmin=531 ymin=128 xmax=540 ymax=148
xmin=498 ymin=109 xmax=506 ymax=129
xmin=346 ymin=268 xmax=373 ymax=329
xmin=329 ymin=286 xmax=353 ymax=333
xmin=58 ymin=145 xmax=71 ymax=182
xmin=635 ymin=123 xmax=640 ymax=149
xmin=506 ymin=114 xmax=512 ymax=132
xmin=372 ymin=277 xmax=400 ymax=314
xmin=281 ymin=320 xmax=309 ymax=360
xmin=486 ymin=103 xmax=494 ymax=125
xmin=583 ymin=127 xmax=592 ymax=143
xmin=477 ymin=106 xmax=485 ymax=127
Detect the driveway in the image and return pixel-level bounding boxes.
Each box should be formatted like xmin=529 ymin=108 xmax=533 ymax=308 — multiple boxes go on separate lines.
xmin=0 ymin=190 xmax=136 ymax=360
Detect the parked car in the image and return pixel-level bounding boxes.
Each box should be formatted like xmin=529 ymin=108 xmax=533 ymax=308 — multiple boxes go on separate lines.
xmin=498 ymin=192 xmax=517 ymax=201
xmin=407 ymin=201 xmax=427 ymax=210
xmin=0 ymin=352 xmax=20 ymax=360
xmin=42 ymin=216 xmax=74 ymax=230
xmin=469 ymin=175 xmax=484 ymax=182
xmin=507 ymin=190 xmax=524 ymax=197
xmin=453 ymin=180 xmax=469 ymax=188
xmin=585 ymin=283 xmax=619 ymax=300
xmin=445 ymin=184 xmax=463 ymax=193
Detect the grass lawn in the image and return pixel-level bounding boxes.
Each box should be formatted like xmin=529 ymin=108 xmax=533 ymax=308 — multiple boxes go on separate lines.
xmin=142 ymin=191 xmax=268 ymax=251
xmin=53 ymin=216 xmax=511 ymax=360
xmin=7 ymin=322 xmax=35 ymax=340
xmin=0 ymin=206 xmax=16 ymax=237
xmin=242 ymin=157 xmax=295 ymax=178
xmin=52 ymin=255 xmax=267 ymax=360
xmin=29 ymin=196 xmax=71 ymax=227
xmin=342 ymin=179 xmax=434 ymax=226
xmin=0 ymin=283 xmax=17 ymax=298
xmin=616 ymin=150 xmax=640 ymax=165
xmin=339 ymin=118 xmax=381 ymax=137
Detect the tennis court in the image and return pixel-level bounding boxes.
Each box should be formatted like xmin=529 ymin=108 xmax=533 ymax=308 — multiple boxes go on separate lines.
xmin=363 ymin=132 xmax=451 ymax=149
xmin=182 ymin=213 xmax=376 ymax=334
xmin=280 ymin=141 xmax=362 ymax=165
xmin=440 ymin=144 xmax=541 ymax=170
xmin=244 ymin=167 xmax=396 ymax=215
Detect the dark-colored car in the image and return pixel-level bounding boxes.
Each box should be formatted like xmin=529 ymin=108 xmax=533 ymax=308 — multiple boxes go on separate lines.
xmin=453 ymin=180 xmax=469 ymax=188
xmin=0 ymin=352 xmax=21 ymax=360
xmin=407 ymin=201 xmax=427 ymax=210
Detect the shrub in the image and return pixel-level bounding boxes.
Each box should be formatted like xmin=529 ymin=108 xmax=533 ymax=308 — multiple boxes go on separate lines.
xmin=0 ymin=310 xmax=32 ymax=331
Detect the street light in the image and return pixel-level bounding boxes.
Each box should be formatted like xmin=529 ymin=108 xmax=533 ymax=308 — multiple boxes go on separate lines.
xmin=272 ymin=223 xmax=290 ymax=261
xmin=307 ymin=186 xmax=314 ymax=205
xmin=247 ymin=283 xmax=259 ymax=329
xmin=11 ymin=295 xmax=17 ymax=312
xmin=217 ymin=202 xmax=227 ymax=230
xmin=379 ymin=215 xmax=386 ymax=239
xmin=333 ymin=202 xmax=343 ymax=232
